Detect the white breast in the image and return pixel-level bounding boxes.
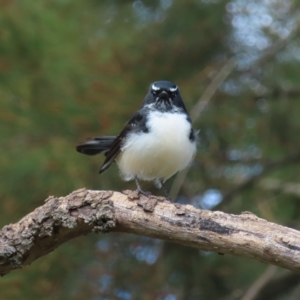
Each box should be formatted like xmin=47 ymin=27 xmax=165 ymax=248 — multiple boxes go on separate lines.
xmin=116 ymin=111 xmax=196 ymax=182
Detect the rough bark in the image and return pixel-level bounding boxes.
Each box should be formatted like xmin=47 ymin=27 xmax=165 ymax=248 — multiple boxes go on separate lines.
xmin=1 ymin=188 xmax=300 ymax=276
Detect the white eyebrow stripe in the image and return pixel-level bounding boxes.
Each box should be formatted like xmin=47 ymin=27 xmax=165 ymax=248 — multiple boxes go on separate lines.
xmin=169 ymin=86 xmax=178 ymax=92
xmin=152 ymin=83 xmax=160 ymax=91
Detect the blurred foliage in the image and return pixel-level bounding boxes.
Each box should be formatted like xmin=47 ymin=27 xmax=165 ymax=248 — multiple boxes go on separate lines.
xmin=1 ymin=0 xmax=300 ymax=299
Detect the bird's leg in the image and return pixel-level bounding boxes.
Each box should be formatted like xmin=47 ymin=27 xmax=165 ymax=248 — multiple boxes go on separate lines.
xmin=161 ymin=182 xmax=171 ymax=200
xmin=155 ymin=179 xmax=171 ymax=200
xmin=135 ymin=177 xmax=151 ymax=196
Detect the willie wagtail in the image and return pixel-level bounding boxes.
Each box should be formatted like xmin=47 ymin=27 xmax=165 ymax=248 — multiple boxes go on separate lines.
xmin=76 ymin=80 xmax=197 ymax=198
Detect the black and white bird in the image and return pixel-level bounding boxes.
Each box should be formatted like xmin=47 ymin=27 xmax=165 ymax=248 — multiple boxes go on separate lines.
xmin=76 ymin=80 xmax=197 ymax=198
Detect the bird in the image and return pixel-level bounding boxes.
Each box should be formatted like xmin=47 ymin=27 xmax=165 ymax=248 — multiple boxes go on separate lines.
xmin=76 ymin=80 xmax=197 ymax=199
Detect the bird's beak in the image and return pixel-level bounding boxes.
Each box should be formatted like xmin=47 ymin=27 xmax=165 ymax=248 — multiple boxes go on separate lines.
xmin=157 ymin=91 xmax=171 ymax=104
xmin=159 ymin=91 xmax=168 ymax=99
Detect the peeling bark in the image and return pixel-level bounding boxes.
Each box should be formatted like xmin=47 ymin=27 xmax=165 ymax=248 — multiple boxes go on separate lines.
xmin=0 ymin=188 xmax=300 ymax=275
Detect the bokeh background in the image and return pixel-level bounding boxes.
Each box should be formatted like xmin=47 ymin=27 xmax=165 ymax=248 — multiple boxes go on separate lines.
xmin=1 ymin=0 xmax=300 ymax=299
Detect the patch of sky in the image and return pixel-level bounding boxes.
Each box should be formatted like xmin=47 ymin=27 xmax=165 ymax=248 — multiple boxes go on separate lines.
xmin=129 ymin=242 xmax=161 ymax=264
xmin=115 ymin=289 xmax=132 ymax=300
xmin=192 ymin=189 xmax=223 ymax=209
xmin=99 ymin=274 xmax=112 ymax=293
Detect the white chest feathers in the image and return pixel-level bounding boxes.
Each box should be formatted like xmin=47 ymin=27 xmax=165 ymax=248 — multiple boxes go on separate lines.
xmin=116 ymin=111 xmax=197 ymax=182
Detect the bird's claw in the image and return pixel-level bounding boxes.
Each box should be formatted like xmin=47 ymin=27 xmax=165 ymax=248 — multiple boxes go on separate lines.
xmin=136 ymin=188 xmax=152 ymax=197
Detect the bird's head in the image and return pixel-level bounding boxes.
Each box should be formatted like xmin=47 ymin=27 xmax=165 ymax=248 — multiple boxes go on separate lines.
xmin=143 ymin=80 xmax=185 ymax=112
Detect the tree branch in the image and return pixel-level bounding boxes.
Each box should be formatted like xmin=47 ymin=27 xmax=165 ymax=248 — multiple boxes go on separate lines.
xmin=1 ymin=188 xmax=300 ymax=276
xmin=241 ymin=265 xmax=278 ymax=300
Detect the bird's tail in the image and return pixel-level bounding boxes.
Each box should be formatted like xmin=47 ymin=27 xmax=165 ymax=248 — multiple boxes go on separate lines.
xmin=76 ymin=136 xmax=116 ymax=156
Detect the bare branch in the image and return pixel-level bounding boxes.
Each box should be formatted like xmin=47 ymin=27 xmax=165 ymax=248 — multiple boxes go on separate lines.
xmin=252 ymin=271 xmax=300 ymax=300
xmin=190 ymin=57 xmax=237 ymax=122
xmin=241 ymin=265 xmax=278 ymax=300
xmin=1 ymin=188 xmax=300 ymax=276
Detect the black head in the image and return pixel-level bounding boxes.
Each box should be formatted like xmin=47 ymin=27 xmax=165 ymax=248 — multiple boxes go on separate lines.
xmin=142 ymin=80 xmax=188 ymax=112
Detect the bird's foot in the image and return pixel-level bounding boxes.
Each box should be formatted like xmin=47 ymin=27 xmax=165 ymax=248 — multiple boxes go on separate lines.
xmin=136 ymin=187 xmax=152 ymax=197
xmin=135 ymin=177 xmax=151 ymax=197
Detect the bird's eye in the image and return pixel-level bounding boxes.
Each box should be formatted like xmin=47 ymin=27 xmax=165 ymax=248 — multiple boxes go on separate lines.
xmin=169 ymin=90 xmax=177 ymax=97
xmin=152 ymin=88 xmax=161 ymax=97
xmin=151 ymin=83 xmax=160 ymax=95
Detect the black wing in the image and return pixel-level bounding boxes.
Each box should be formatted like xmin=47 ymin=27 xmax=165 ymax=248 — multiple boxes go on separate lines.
xmin=76 ymin=136 xmax=116 ymax=156
xmin=99 ymin=109 xmax=148 ymax=174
